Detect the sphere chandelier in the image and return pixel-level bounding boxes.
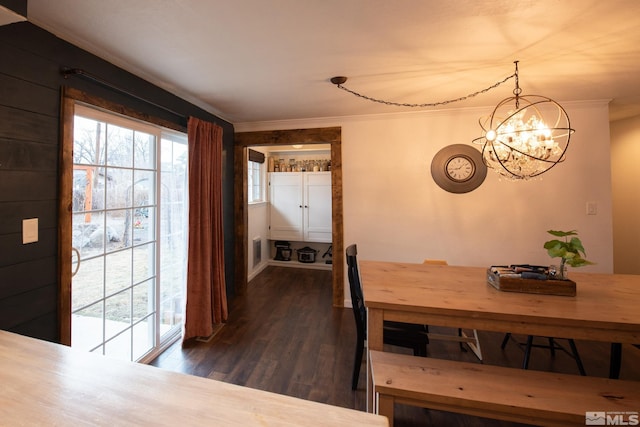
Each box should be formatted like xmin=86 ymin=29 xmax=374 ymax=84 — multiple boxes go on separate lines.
xmin=471 ymin=61 xmax=574 ymax=180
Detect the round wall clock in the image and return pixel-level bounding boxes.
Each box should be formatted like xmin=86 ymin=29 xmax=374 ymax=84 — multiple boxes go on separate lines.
xmin=430 ymin=144 xmax=487 ymax=193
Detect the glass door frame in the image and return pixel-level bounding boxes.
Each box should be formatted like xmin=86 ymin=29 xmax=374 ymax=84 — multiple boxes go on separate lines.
xmin=59 ymin=87 xmax=186 ymax=349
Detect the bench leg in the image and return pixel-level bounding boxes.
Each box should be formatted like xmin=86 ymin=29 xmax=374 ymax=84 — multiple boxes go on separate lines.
xmin=377 ymin=393 xmax=395 ymax=427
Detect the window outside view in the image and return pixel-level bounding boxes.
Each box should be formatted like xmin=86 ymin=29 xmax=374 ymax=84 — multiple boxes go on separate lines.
xmin=248 ymin=159 xmax=263 ymax=203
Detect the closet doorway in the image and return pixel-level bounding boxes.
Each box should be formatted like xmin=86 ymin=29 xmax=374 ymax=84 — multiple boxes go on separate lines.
xmin=234 ymin=127 xmax=344 ymax=307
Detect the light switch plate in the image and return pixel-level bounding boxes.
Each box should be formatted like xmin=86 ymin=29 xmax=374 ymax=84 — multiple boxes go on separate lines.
xmin=22 ymin=218 xmax=38 ymax=244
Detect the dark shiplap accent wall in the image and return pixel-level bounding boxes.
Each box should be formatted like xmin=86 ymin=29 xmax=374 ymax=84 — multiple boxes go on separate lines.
xmin=0 ymin=22 xmax=235 ymax=342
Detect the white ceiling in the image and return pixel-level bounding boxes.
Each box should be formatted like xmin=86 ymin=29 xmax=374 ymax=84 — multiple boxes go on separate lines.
xmin=26 ymin=0 xmax=640 ymax=124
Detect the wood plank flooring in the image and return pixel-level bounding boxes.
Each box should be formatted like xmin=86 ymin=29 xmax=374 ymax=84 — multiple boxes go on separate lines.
xmin=151 ymin=266 xmax=640 ymax=427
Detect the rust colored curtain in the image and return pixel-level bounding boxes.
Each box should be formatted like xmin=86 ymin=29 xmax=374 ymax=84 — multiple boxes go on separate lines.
xmin=182 ymin=117 xmax=227 ymax=343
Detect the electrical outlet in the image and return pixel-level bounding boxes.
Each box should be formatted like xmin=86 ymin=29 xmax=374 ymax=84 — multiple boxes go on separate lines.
xmin=586 ymin=201 xmax=598 ymax=215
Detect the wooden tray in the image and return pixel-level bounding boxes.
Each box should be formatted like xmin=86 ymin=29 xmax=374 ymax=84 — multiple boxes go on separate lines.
xmin=486 ymin=269 xmax=576 ymax=297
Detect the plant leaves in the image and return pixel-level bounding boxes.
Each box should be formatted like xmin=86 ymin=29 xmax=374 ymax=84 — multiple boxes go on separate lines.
xmin=544 ymin=240 xmax=562 ymax=250
xmin=547 ymin=229 xmax=577 ymax=237
xmin=543 ymin=229 xmax=595 ymax=267
xmin=545 ymin=241 xmax=568 ymax=258
xmin=566 ymin=255 xmax=595 ymax=267
xmin=569 ymin=237 xmax=586 ymax=256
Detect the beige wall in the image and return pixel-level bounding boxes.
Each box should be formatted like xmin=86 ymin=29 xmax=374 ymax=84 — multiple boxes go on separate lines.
xmin=238 ymin=100 xmax=614 ymax=284
xmin=610 ymin=115 xmax=640 ymax=274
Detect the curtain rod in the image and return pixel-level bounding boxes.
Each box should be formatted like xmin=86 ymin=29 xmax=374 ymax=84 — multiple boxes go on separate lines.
xmin=61 ymin=67 xmax=187 ymax=121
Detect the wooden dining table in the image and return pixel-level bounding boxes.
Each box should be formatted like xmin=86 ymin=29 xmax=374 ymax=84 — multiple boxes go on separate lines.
xmin=0 ymin=330 xmax=388 ymax=426
xmin=359 ymin=260 xmax=640 ymax=411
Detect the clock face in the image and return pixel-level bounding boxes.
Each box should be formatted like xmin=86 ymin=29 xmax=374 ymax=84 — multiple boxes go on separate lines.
xmin=446 ymin=155 xmax=475 ymax=182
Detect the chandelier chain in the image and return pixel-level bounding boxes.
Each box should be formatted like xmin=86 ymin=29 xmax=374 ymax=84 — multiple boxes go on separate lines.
xmin=335 ymin=73 xmax=516 ymax=108
xmin=512 ymin=60 xmax=521 ymax=108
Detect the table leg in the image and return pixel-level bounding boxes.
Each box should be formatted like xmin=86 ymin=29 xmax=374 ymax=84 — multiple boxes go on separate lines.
xmin=377 ymin=394 xmax=395 ymax=427
xmin=366 ymin=308 xmax=384 ymax=413
xmin=609 ymin=342 xmax=622 ymax=379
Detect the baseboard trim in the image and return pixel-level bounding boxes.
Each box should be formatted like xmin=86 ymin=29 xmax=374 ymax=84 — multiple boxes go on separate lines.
xmin=195 ymin=323 xmax=225 ymax=343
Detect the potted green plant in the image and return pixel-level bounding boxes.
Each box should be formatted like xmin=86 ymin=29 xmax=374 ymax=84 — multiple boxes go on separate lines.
xmin=543 ymin=230 xmax=594 ymax=279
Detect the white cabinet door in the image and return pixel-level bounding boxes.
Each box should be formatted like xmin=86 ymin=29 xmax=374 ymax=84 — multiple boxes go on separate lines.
xmin=268 ymin=172 xmax=332 ymax=243
xmin=304 ymin=172 xmax=332 ymax=242
xmin=268 ymin=172 xmax=303 ymax=241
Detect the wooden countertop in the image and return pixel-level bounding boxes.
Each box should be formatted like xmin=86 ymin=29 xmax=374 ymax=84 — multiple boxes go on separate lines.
xmin=0 ymin=330 xmax=387 ymax=426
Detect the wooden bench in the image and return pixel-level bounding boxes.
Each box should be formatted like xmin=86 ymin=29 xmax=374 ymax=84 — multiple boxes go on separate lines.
xmin=370 ymin=350 xmax=640 ymax=427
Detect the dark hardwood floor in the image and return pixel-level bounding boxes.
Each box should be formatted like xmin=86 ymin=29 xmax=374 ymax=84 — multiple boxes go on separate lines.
xmin=151 ymin=266 xmax=640 ymax=426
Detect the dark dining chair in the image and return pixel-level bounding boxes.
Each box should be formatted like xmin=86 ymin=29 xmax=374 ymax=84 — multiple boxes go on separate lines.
xmin=501 ymin=333 xmax=586 ymax=376
xmin=346 ymin=244 xmax=429 ymax=390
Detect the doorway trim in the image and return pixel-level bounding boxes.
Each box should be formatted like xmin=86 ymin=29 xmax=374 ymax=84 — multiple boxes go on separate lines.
xmin=234 ymin=127 xmax=343 ymax=306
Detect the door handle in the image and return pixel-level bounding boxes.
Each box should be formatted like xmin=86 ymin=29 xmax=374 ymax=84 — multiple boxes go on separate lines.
xmin=71 ymin=247 xmax=81 ymax=277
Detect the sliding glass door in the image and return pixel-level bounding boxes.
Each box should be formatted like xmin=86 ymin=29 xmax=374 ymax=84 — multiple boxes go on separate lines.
xmin=70 ymin=104 xmax=187 ymax=362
